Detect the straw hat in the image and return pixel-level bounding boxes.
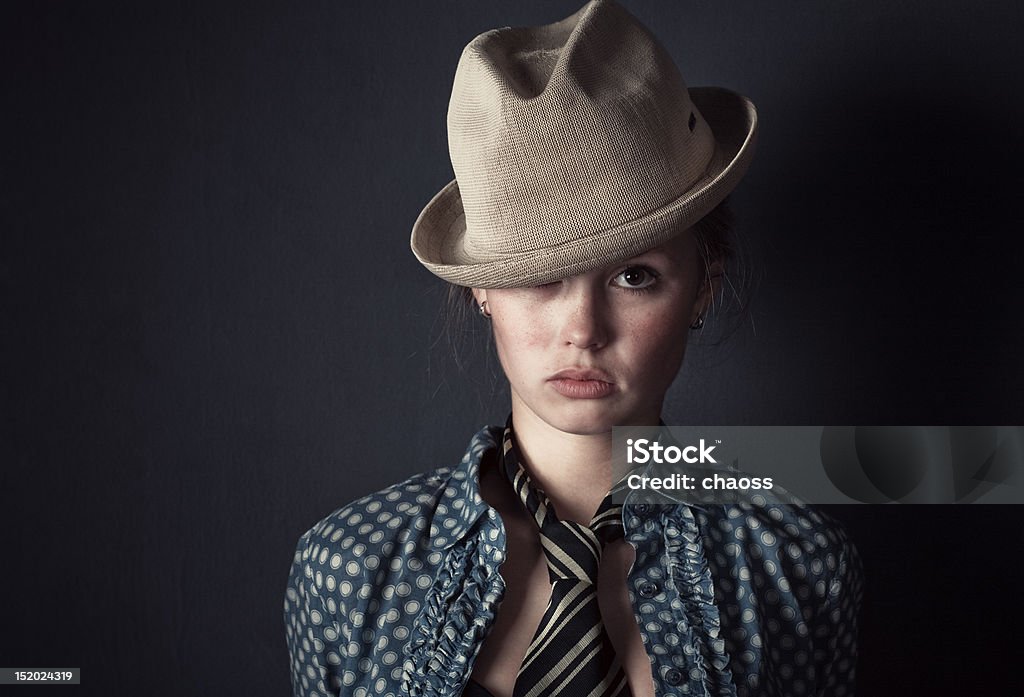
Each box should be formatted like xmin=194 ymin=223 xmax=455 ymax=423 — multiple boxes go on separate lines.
xmin=410 ymin=0 xmax=757 ymax=288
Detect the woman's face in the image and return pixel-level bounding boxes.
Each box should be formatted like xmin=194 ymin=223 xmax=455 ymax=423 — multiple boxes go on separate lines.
xmin=474 ymin=231 xmax=713 ymax=436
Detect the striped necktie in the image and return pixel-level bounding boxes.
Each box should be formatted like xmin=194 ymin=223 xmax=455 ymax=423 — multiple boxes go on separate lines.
xmin=499 ymin=421 xmax=633 ymax=697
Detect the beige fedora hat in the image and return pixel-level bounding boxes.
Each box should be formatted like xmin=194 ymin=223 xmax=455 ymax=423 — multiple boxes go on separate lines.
xmin=410 ymin=0 xmax=757 ymax=288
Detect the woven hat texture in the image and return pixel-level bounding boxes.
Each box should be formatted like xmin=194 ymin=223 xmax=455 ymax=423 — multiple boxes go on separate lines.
xmin=410 ymin=0 xmax=758 ymax=288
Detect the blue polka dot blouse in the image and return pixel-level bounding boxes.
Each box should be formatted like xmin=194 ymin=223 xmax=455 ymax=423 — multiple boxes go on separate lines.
xmin=284 ymin=426 xmax=863 ymax=696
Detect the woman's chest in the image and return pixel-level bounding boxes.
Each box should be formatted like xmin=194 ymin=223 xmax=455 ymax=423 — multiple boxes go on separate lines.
xmin=468 ymin=528 xmax=656 ymax=697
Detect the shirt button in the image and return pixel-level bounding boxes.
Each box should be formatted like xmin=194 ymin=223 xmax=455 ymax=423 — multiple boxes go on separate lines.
xmin=638 ymin=581 xmax=659 ymax=598
xmin=664 ymin=668 xmax=683 ymax=685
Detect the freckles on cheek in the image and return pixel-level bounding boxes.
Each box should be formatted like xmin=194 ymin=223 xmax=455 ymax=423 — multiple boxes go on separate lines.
xmin=631 ymin=308 xmax=689 ymax=363
xmin=498 ymin=301 xmax=548 ymax=346
xmin=500 ymin=325 xmax=546 ymax=365
xmin=492 ymin=305 xmax=548 ymax=371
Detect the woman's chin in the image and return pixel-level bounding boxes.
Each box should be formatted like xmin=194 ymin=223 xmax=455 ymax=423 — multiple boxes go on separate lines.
xmin=536 ymin=400 xmax=652 ymax=436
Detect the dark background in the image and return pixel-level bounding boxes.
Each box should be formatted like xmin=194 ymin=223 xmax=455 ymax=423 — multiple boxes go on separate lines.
xmin=4 ymin=0 xmax=1023 ymax=694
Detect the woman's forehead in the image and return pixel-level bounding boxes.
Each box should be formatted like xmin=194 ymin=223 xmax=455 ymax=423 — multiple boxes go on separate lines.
xmin=556 ymin=231 xmax=699 ymax=281
xmin=474 ymin=231 xmax=700 ymax=290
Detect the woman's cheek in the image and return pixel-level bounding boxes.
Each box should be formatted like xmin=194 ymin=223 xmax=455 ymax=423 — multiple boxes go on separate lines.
xmin=492 ymin=312 xmax=547 ymax=381
xmin=632 ymin=309 xmax=691 ymax=373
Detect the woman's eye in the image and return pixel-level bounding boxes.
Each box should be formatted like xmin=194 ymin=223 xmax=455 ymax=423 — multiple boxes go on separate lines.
xmin=613 ymin=266 xmax=658 ymax=290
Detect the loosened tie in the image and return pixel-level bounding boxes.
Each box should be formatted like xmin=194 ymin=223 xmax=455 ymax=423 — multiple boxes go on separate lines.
xmin=499 ymin=421 xmax=632 ymax=697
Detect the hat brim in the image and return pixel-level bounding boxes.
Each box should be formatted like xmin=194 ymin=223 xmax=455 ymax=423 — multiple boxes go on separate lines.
xmin=410 ymin=86 xmax=758 ymax=288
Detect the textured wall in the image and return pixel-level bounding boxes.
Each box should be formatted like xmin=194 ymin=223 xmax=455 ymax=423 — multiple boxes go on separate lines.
xmin=4 ymin=1 xmax=1023 ymax=693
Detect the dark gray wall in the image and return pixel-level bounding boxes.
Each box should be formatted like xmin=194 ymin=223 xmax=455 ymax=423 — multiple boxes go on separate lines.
xmin=4 ymin=1 xmax=1022 ymax=694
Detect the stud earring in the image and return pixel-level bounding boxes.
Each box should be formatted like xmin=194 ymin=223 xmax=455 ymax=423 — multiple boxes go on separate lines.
xmin=689 ymin=313 xmax=704 ymax=330
xmin=478 ymin=301 xmax=491 ymax=318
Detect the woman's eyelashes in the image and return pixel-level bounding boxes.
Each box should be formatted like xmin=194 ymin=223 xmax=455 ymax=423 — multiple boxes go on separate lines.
xmin=612 ymin=265 xmax=660 ymax=293
xmin=525 ymin=265 xmax=661 ymax=293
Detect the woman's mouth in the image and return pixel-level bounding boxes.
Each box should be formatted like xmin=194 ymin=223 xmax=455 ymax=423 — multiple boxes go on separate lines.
xmin=547 ymin=369 xmax=616 ymax=399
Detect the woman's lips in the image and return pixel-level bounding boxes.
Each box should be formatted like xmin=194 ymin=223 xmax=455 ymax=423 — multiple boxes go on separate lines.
xmin=547 ymin=369 xmax=616 ymax=399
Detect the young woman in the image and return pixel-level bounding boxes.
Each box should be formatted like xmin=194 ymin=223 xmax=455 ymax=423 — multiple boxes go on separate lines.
xmin=284 ymin=2 xmax=862 ymax=696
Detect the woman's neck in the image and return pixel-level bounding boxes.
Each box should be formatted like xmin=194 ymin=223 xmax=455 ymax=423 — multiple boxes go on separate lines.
xmin=508 ymin=397 xmax=661 ymax=525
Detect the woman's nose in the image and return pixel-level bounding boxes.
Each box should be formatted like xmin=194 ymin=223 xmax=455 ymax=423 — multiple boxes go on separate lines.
xmin=560 ymin=285 xmax=609 ymax=350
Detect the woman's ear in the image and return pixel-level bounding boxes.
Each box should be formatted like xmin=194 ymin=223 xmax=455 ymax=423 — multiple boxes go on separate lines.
xmin=471 ymin=288 xmax=486 ymax=306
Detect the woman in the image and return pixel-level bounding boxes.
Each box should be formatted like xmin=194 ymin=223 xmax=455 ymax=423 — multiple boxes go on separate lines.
xmin=284 ymin=1 xmax=862 ymax=696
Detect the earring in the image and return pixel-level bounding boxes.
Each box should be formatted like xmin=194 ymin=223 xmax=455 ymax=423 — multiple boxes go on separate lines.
xmin=478 ymin=300 xmax=491 ymax=318
xmin=689 ymin=313 xmax=704 ymax=330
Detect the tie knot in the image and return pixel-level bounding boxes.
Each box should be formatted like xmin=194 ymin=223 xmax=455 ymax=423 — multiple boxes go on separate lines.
xmin=591 ymin=497 xmax=625 ymax=546
xmin=539 ymin=520 xmax=604 ymax=583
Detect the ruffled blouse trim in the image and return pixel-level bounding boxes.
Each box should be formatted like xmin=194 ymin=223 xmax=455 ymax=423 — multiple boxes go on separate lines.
xmin=663 ymin=505 xmax=737 ymax=697
xmin=403 ymin=527 xmax=505 ymax=696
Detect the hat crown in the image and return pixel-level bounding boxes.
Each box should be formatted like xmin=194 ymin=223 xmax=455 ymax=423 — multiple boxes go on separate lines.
xmin=448 ymin=0 xmax=716 ymax=259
